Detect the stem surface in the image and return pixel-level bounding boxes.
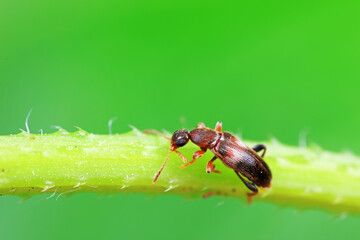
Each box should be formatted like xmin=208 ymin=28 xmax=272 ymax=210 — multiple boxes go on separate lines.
xmin=0 ymin=128 xmax=359 ymax=214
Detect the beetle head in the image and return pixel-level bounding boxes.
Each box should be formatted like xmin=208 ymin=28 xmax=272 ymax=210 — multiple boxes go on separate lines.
xmin=153 ymin=129 xmax=189 ymax=183
xmin=171 ymin=129 xmax=189 ymax=149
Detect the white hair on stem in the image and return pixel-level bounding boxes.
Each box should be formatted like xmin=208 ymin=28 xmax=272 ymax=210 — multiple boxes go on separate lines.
xmin=25 ymin=108 xmax=33 ymax=133
xmin=108 ymin=117 xmax=117 ymax=135
xmin=299 ymin=128 xmax=310 ymax=149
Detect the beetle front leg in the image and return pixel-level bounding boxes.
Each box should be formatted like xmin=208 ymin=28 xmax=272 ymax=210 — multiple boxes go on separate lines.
xmin=174 ymin=149 xmax=187 ymax=163
xmin=252 ymin=144 xmax=267 ymax=158
xmin=180 ymin=149 xmax=206 ymax=169
xmin=206 ymin=156 xmax=221 ymax=174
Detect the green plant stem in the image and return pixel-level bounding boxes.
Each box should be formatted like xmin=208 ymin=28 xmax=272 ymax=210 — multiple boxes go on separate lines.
xmin=0 ymin=128 xmax=359 ymax=214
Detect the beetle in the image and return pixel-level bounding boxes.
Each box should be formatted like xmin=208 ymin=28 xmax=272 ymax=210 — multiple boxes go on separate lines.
xmin=146 ymin=122 xmax=272 ymax=202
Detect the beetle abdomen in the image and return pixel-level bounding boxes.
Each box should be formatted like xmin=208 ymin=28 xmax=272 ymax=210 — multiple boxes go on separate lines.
xmin=212 ymin=133 xmax=272 ymax=188
xmin=234 ymin=150 xmax=272 ymax=187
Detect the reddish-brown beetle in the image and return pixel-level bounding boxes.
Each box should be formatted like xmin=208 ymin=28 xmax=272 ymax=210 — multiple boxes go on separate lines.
xmin=146 ymin=122 xmax=272 ymax=201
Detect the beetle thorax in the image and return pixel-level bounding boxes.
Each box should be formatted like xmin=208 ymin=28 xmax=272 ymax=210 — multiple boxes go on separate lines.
xmin=189 ymin=128 xmax=221 ymax=149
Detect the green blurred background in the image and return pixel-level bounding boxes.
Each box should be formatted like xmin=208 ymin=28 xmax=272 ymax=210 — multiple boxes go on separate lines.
xmin=1 ymin=0 xmax=360 ymax=239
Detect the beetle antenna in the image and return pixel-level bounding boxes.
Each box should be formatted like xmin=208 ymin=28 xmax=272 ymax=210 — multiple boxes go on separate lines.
xmin=153 ymin=149 xmax=173 ymax=183
xmin=144 ymin=129 xmax=171 ymax=140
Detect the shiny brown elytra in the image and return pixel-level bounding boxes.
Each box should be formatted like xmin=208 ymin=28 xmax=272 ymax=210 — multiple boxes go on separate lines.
xmin=145 ymin=122 xmax=272 ymax=202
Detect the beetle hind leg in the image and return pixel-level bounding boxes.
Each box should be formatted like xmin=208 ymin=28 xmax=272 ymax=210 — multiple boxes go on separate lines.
xmin=252 ymin=144 xmax=267 ymax=158
xmin=234 ymin=170 xmax=258 ymax=204
xmin=246 ymin=191 xmax=258 ymax=204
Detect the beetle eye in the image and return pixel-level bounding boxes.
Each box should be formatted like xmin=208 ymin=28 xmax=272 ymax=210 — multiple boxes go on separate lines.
xmin=175 ymin=138 xmax=187 ymax=147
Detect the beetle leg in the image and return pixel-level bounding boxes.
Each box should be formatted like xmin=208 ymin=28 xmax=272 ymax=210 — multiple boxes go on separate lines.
xmin=246 ymin=191 xmax=258 ymax=204
xmin=180 ymin=149 xmax=206 ymax=169
xmin=234 ymin=171 xmax=258 ymax=192
xmin=174 ymin=149 xmax=187 ymax=163
xmin=206 ymin=156 xmax=221 ymax=174
xmin=203 ymin=191 xmax=215 ymax=198
xmin=215 ymin=121 xmax=222 ymax=132
xmin=234 ymin=170 xmax=258 ymax=204
xmin=143 ymin=129 xmax=171 ymax=140
xmin=197 ymin=122 xmax=206 ymax=128
xmin=252 ymin=144 xmax=267 ymax=158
